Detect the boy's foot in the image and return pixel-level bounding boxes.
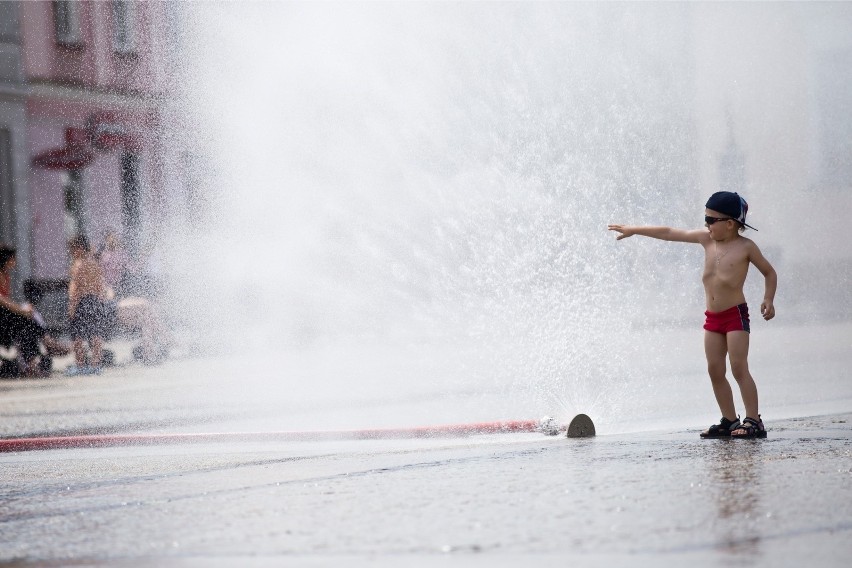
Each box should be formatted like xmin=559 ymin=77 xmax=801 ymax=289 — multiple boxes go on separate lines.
xmin=731 ymin=416 xmax=767 ymax=439
xmin=700 ymin=416 xmax=741 ymax=438
xmin=64 ymin=365 xmax=83 ymax=377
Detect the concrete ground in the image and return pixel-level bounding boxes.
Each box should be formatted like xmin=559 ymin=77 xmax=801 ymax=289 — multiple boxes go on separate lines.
xmin=1 ymin=351 xmax=850 ymax=567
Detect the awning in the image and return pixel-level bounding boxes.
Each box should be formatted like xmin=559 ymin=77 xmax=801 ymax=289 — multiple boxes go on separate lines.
xmin=32 ymin=113 xmax=140 ymax=170
xmin=86 ymin=111 xmax=139 ymax=152
xmin=32 ymin=128 xmax=94 ymax=170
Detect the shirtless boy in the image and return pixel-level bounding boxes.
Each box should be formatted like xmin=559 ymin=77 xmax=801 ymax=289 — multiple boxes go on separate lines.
xmin=608 ymin=191 xmax=777 ymax=439
xmin=67 ymin=235 xmax=110 ymax=375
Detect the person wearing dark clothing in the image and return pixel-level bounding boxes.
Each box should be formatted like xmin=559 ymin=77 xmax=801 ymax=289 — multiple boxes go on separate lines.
xmin=0 ymin=245 xmax=52 ymax=377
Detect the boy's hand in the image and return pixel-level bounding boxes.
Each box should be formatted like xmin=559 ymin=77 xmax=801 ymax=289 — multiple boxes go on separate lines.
xmin=607 ymin=224 xmax=634 ymax=240
xmin=761 ymin=299 xmax=775 ymax=321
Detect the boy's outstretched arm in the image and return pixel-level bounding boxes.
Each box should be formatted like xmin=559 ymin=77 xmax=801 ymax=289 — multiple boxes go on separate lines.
xmin=608 ymin=224 xmax=704 ymax=243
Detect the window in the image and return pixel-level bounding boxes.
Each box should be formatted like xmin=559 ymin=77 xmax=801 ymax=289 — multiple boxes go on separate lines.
xmin=53 ymin=0 xmax=82 ymax=46
xmin=164 ymin=1 xmax=183 ymax=51
xmin=0 ymin=129 xmax=14 ymax=244
xmin=111 ymin=0 xmax=136 ymax=54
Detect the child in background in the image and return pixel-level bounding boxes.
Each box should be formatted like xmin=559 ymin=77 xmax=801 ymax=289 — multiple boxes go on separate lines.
xmin=67 ymin=235 xmax=110 ymax=376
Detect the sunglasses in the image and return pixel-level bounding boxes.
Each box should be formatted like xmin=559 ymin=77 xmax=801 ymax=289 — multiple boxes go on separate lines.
xmin=705 ymin=216 xmax=733 ymax=225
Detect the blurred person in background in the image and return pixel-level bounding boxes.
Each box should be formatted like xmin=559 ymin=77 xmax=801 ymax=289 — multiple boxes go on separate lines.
xmin=97 ymin=230 xmax=169 ymax=364
xmin=1 ymin=244 xmax=69 ymax=377
xmin=66 ymin=235 xmax=110 ymax=375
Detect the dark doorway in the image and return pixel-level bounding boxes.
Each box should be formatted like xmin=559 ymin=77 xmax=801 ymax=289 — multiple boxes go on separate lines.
xmin=120 ymin=152 xmax=140 ymax=254
xmin=0 ymin=128 xmax=14 ymax=245
xmin=63 ymin=168 xmax=84 ymax=239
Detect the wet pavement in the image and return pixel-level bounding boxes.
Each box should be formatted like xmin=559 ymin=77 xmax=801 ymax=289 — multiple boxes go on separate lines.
xmin=1 ymin=346 xmax=851 ymax=567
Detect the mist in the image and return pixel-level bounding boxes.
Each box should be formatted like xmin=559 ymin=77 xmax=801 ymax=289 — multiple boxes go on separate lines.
xmin=153 ymin=2 xmax=852 ymax=430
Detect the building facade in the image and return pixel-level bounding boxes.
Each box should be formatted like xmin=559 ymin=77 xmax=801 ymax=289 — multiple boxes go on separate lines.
xmin=0 ymin=1 xmax=30 ymax=295
xmin=18 ymin=0 xmax=174 ymax=282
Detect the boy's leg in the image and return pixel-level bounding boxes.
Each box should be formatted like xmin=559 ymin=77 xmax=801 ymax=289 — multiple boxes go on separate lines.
xmin=704 ymin=331 xmax=737 ymax=420
xmin=73 ymin=337 xmax=86 ymax=367
xmin=91 ymin=336 xmax=103 ymax=367
xmin=726 ymin=330 xmax=759 ymax=420
xmin=43 ymin=334 xmax=70 ymax=356
xmin=119 ymin=298 xmax=156 ymax=360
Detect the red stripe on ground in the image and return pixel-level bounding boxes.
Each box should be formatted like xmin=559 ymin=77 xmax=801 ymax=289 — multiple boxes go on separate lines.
xmin=0 ymin=419 xmax=545 ymax=453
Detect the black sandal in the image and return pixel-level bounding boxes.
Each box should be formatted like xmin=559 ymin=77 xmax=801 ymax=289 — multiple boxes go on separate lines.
xmin=731 ymin=416 xmax=767 ymax=439
xmin=700 ymin=416 xmax=741 ymax=438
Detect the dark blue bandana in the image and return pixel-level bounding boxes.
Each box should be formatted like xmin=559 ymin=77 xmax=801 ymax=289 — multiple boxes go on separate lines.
xmin=705 ymin=191 xmax=757 ymax=231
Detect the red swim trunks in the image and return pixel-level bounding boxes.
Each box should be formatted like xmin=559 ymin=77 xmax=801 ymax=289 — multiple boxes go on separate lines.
xmin=704 ymin=303 xmax=750 ymax=334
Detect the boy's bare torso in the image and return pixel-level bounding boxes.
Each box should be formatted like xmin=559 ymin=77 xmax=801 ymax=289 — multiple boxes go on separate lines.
xmin=699 ymin=232 xmax=751 ymax=312
xmin=70 ymin=257 xmax=106 ymax=301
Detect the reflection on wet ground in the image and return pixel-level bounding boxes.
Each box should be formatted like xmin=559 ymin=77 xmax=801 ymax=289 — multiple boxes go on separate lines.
xmin=705 ymin=441 xmax=763 ymax=556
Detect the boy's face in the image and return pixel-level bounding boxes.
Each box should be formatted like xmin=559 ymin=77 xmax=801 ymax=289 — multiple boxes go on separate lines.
xmin=704 ymin=208 xmax=737 ymax=239
xmin=1 ymin=256 xmax=16 ymax=272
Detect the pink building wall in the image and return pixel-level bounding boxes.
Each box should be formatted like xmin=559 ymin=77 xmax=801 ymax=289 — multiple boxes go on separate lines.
xmin=20 ymin=1 xmax=162 ymax=92
xmin=19 ymin=0 xmax=169 ymax=279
